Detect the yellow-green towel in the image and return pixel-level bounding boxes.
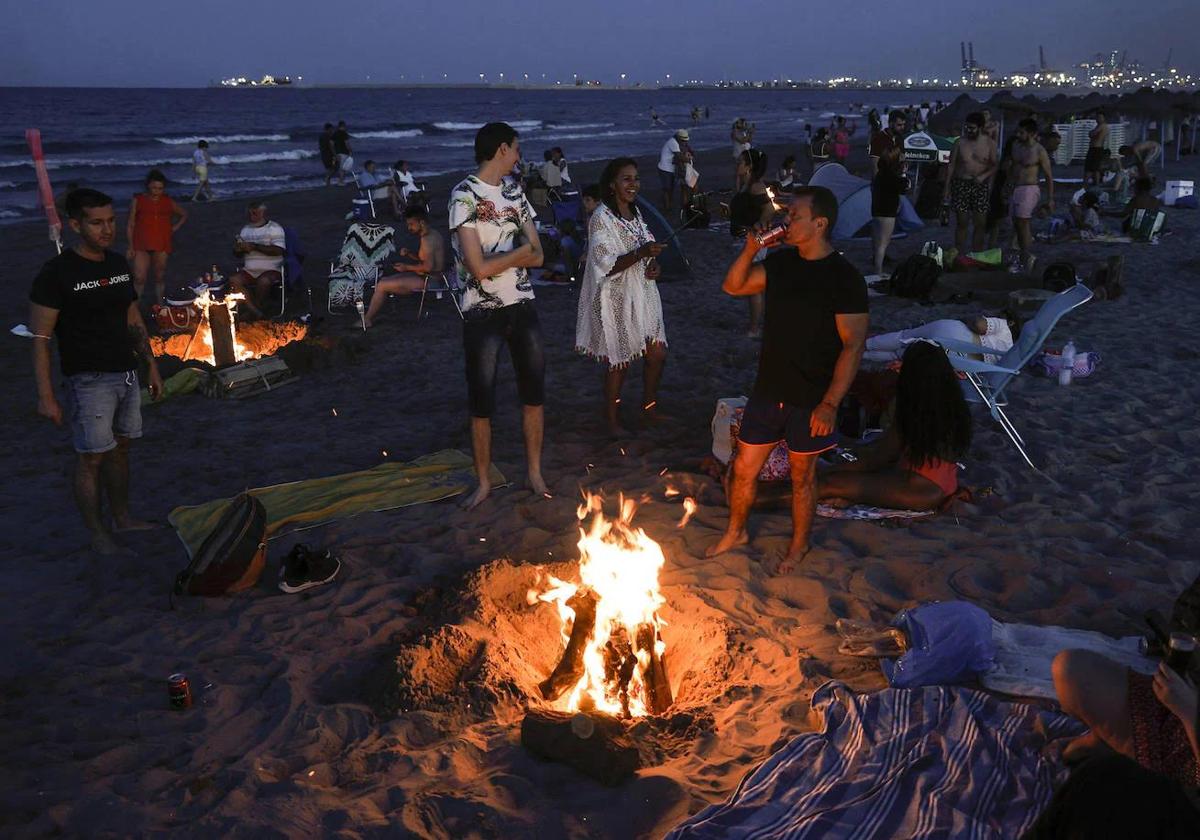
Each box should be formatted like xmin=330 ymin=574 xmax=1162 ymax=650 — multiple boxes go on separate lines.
xmin=168 ymin=449 xmax=505 ymax=556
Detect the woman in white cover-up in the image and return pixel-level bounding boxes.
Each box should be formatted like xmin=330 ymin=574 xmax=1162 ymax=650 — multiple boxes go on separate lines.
xmin=575 ymin=157 xmax=668 ymax=436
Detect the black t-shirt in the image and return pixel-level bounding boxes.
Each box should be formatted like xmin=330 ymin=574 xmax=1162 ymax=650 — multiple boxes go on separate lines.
xmin=29 ymin=249 xmax=137 ymax=376
xmin=332 ymin=129 xmax=351 ymax=155
xmin=754 ymin=248 xmax=869 ymax=406
xmin=318 ymin=132 xmax=334 ymax=156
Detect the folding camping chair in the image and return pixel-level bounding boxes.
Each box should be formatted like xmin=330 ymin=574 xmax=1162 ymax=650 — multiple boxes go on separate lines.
xmin=326 ymin=222 xmax=395 ymax=314
xmin=416 ymin=271 xmax=463 ymax=321
xmin=935 ymin=283 xmax=1093 ymax=470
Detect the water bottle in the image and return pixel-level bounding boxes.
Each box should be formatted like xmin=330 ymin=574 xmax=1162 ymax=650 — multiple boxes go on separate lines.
xmin=1058 ymin=341 xmax=1076 ymax=386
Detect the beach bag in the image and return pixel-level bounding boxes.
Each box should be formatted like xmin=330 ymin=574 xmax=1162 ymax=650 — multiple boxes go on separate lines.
xmin=1028 ymin=349 xmax=1101 ymax=379
xmin=202 ymin=356 xmax=295 ymax=399
xmin=153 ymin=303 xmax=199 ymax=334
xmin=730 ymin=407 xmax=790 ymax=482
xmin=919 ymin=241 xmax=943 ymax=268
xmin=1041 ymin=261 xmax=1076 ymax=293
xmin=881 ymin=601 xmax=995 ymax=688
xmin=684 ymin=163 xmax=700 ymax=189
xmin=710 ymin=397 xmax=746 ymax=464
xmin=887 ymin=254 xmax=940 ymax=301
xmin=173 ymin=492 xmax=267 ymax=598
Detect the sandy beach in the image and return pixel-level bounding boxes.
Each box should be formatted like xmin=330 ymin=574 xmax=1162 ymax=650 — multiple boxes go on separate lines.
xmin=2 ymin=133 xmax=1199 ymax=838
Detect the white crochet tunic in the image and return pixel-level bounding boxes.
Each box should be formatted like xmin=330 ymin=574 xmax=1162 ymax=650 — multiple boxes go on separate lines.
xmin=574 ymin=204 xmax=667 ymax=369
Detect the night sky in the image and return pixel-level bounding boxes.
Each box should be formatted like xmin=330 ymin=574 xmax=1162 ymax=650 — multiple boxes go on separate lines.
xmin=7 ymin=0 xmax=1199 ymax=87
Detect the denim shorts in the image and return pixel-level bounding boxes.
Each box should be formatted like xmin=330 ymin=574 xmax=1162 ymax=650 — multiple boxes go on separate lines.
xmin=462 ymin=300 xmax=545 ymax=418
xmin=64 ymin=370 xmax=142 ymax=454
xmin=738 ymin=394 xmax=837 ymax=455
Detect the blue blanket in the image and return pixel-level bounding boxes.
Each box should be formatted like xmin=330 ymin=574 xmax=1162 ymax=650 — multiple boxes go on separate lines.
xmin=667 ymin=681 xmax=1083 ymax=839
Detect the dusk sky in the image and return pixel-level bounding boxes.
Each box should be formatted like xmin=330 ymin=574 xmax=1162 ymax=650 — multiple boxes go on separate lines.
xmin=7 ymin=0 xmax=1200 ymax=87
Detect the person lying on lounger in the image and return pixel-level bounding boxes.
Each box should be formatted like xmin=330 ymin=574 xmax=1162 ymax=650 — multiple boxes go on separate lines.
xmin=363 ymin=204 xmax=445 ymax=328
xmin=819 ymin=341 xmax=971 ymax=511
xmin=862 ymin=312 xmax=1016 ymax=365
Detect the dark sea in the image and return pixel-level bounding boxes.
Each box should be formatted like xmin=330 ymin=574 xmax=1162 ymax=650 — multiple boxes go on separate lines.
xmin=0 ymin=86 xmax=943 ymax=224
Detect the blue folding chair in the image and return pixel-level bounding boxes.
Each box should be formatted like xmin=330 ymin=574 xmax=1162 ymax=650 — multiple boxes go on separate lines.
xmin=935 ymin=283 xmax=1093 ymax=469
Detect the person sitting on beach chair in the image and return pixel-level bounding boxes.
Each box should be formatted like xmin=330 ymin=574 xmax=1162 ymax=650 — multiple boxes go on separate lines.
xmin=819 ymin=341 xmax=971 ymax=511
xmin=540 ymin=150 xmax=564 ymax=200
xmin=363 ymin=205 xmax=446 ymax=328
xmin=863 ymin=313 xmax=1016 ymax=365
xmin=357 ymin=160 xmax=391 ymax=214
xmin=390 ymin=160 xmax=420 ymax=215
xmin=228 ymin=200 xmax=286 ymax=320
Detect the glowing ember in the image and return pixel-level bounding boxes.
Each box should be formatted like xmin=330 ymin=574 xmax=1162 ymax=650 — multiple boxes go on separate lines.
xmin=677 ymin=498 xmax=697 ymax=528
xmin=536 ymin=493 xmax=670 ymax=718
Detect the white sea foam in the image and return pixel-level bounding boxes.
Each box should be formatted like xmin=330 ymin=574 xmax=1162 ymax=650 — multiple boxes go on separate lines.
xmin=0 ymin=209 xmax=22 ymax=219
xmin=354 ymin=129 xmax=424 ymax=139
xmin=155 ymin=133 xmax=290 ymax=145
xmin=433 ymin=120 xmax=541 ymax=131
xmin=0 ymin=180 xmax=16 ymax=189
xmin=209 ymin=149 xmax=317 ymax=165
xmin=543 ymin=122 xmax=615 ymax=131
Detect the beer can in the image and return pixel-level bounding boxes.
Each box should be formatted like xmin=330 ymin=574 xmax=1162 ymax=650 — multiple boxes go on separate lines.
xmin=1167 ymin=633 xmax=1196 ymax=673
xmin=754 ymin=224 xmax=788 ymax=248
xmin=168 ymin=673 xmax=193 ymax=710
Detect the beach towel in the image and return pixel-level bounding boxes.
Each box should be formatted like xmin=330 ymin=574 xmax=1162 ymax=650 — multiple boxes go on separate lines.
xmin=140 ymin=367 xmax=206 ymax=406
xmin=169 ymin=449 xmax=506 ymax=557
xmin=982 ymin=621 xmax=1155 ymax=699
xmin=666 ymin=681 xmax=1083 ymax=840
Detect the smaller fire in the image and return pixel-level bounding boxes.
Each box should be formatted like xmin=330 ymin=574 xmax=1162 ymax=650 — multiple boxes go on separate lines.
xmin=535 ymin=493 xmax=672 ymax=718
xmin=677 ymin=498 xmax=697 ymax=528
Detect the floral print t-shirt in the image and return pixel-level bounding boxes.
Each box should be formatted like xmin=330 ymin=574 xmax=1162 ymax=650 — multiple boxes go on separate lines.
xmin=448 ymin=175 xmax=537 ymax=311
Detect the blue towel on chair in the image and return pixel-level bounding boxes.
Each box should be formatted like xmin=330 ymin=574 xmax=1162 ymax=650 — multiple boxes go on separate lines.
xmin=667 ymin=681 xmax=1083 ymax=840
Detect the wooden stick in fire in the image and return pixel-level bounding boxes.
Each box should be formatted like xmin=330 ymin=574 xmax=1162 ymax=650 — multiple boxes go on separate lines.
xmin=635 ymin=623 xmax=673 ymax=715
xmin=539 ymin=588 xmax=598 ymax=701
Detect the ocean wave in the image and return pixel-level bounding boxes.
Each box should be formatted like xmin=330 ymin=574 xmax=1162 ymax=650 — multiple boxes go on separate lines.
xmin=210 ymin=149 xmax=317 ymax=164
xmin=432 ymin=119 xmax=542 ymax=131
xmin=0 ymin=209 xmax=23 ymax=219
xmin=155 ymin=133 xmax=290 ymax=145
xmin=0 ymin=180 xmax=15 ymax=189
xmin=537 ymin=127 xmax=656 ymax=143
xmin=205 ymin=173 xmax=299 ymax=184
xmin=543 ymin=122 xmax=615 ymax=131
xmin=354 ymin=129 xmax=424 ymax=139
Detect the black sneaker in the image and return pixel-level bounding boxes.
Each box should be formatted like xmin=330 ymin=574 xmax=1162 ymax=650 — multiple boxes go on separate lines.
xmin=279 ymin=544 xmax=341 ymax=593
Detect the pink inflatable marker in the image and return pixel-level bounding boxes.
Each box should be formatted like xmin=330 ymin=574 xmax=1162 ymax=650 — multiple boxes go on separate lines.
xmin=25 ymin=129 xmax=63 ymax=252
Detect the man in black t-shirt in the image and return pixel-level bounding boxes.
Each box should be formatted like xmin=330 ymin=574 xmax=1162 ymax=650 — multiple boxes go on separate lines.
xmin=29 ymin=188 xmax=163 ymax=556
xmin=331 ymin=120 xmax=352 ymax=186
xmin=709 ymin=186 xmax=869 ymax=573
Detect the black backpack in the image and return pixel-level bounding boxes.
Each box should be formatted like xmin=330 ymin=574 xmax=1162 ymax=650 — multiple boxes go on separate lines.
xmin=1042 ymin=261 xmax=1076 ymax=293
xmin=888 ymin=255 xmax=940 ymax=300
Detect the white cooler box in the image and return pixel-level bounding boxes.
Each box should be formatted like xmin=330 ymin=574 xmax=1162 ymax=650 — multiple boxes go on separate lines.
xmin=1163 ymin=180 xmax=1194 ymax=206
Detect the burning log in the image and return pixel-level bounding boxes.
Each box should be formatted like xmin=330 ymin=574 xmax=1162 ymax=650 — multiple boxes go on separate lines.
xmin=207 ymin=302 xmax=238 ymax=368
xmin=603 ymin=626 xmax=638 ymax=718
xmin=539 ymin=589 xmax=598 ymax=702
xmin=636 ymin=624 xmax=673 ymax=716
xmin=520 ymin=709 xmax=641 ymax=786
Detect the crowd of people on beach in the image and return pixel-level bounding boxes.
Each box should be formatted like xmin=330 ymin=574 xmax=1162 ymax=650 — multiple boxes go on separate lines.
xmin=25 ymin=100 xmax=1198 ymax=833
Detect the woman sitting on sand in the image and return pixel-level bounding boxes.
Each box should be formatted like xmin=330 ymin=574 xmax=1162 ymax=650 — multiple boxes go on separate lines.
xmin=574 ymin=157 xmax=667 ymax=436
xmin=862 ymin=312 xmax=1016 ymax=365
xmin=819 ymin=341 xmax=970 ymax=510
xmin=1041 ymin=648 xmax=1200 ymax=830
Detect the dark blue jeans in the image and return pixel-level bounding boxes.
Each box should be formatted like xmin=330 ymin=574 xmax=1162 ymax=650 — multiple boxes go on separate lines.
xmin=462 ymin=300 xmax=545 ymax=418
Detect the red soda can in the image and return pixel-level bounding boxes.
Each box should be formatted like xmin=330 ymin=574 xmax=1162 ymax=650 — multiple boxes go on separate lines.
xmin=168 ymin=673 xmax=193 ymax=710
xmin=755 ymin=224 xmax=788 ymax=248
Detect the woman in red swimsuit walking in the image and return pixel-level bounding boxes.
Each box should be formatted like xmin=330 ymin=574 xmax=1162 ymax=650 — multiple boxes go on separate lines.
xmin=126 ymin=169 xmax=187 ymax=305
xmin=819 ymin=340 xmax=970 ymax=510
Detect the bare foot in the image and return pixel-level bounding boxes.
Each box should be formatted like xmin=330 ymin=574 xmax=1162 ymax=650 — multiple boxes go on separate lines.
xmin=528 ymin=473 xmax=551 ymax=498
xmin=460 ymin=482 xmax=492 ymax=510
xmin=113 ymin=516 xmax=160 ymax=533
xmin=363 ymin=318 xmax=374 ymax=329
xmin=91 ymin=533 xmax=134 ymax=556
xmin=705 ymin=530 xmax=749 ymax=558
xmin=765 ymin=543 xmax=810 ymax=575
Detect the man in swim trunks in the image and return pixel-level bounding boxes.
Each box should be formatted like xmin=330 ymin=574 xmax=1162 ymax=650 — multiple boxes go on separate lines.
xmin=942 ymin=112 xmax=997 ymax=253
xmin=1119 ymin=139 xmax=1162 ymax=181
xmin=1008 ymin=117 xmax=1055 ymax=273
xmin=1084 ymin=110 xmax=1109 ymax=187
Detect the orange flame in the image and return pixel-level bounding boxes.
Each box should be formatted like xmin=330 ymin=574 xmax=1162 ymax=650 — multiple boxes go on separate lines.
xmin=677 ymin=497 xmax=697 ymax=528
xmin=537 ymin=492 xmax=668 ymax=717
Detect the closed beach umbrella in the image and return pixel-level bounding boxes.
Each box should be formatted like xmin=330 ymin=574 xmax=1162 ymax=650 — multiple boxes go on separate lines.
xmin=927 ymin=93 xmax=981 ymax=137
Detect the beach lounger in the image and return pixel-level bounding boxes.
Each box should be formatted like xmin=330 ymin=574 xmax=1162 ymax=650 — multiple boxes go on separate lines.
xmin=935 ymin=283 xmax=1093 ymax=470
xmin=326 ymin=222 xmax=396 ymax=314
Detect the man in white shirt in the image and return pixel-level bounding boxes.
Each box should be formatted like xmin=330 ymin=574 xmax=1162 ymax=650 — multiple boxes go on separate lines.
xmin=551 ymin=147 xmax=571 ymax=184
xmin=390 ymin=159 xmax=419 ymax=216
xmin=228 ymin=201 xmax=285 ymax=319
xmin=540 ymin=150 xmax=563 ymax=190
xmin=658 ymin=129 xmax=688 ymax=212
xmin=449 ymin=122 xmax=547 ymax=510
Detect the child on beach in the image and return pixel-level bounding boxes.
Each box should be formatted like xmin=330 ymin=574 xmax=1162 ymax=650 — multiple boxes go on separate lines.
xmin=191 ymin=140 xmax=213 ymax=202
xmin=127 ymin=169 xmax=187 ymax=305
